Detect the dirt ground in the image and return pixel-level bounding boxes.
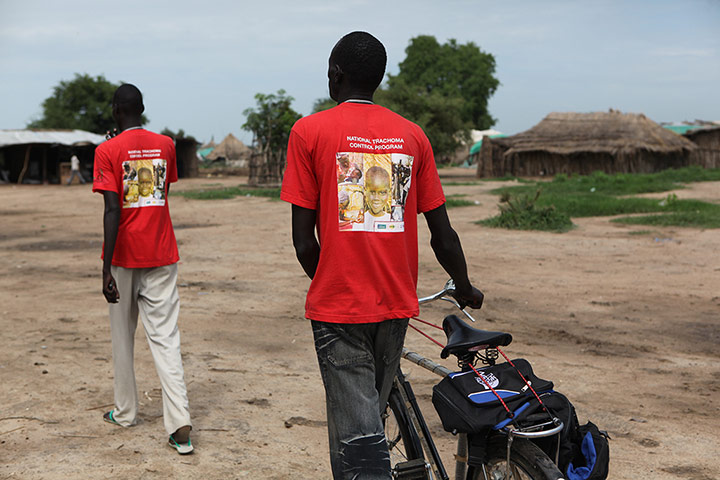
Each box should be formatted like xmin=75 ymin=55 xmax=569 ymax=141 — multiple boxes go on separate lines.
xmin=1 ymin=168 xmax=718 ymax=480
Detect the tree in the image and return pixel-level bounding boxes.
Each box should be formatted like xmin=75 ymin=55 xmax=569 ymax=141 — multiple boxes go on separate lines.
xmin=28 ymin=73 xmax=148 ymax=134
xmin=376 ymin=80 xmax=470 ymax=164
xmin=242 ymin=90 xmax=302 ymax=185
xmin=376 ymin=35 xmax=499 ymax=163
xmin=160 ymin=128 xmax=197 ymax=143
xmin=312 ymin=97 xmax=337 ymax=113
xmin=389 ymin=36 xmax=499 ymax=130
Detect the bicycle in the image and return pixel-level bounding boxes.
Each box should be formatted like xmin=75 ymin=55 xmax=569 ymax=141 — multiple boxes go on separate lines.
xmin=384 ymin=280 xmax=566 ymax=480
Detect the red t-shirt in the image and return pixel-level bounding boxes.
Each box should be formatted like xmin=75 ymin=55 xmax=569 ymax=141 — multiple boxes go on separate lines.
xmin=281 ymin=102 xmax=445 ymax=323
xmin=92 ymin=128 xmax=179 ymax=268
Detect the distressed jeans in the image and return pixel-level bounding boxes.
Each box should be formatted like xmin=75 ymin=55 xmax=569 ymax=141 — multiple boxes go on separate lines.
xmin=312 ymin=318 xmax=409 ymax=480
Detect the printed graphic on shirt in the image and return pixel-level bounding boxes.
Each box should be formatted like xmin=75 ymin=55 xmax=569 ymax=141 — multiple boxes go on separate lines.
xmin=337 ymin=152 xmax=413 ymax=232
xmin=121 ymin=158 xmax=167 ymax=208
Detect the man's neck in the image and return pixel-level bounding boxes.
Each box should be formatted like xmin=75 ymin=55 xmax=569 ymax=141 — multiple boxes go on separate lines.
xmin=335 ymin=90 xmax=374 ymax=103
xmin=116 ymin=116 xmax=143 ymax=132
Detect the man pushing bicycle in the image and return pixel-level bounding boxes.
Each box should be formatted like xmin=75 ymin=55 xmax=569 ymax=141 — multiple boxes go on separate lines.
xmin=281 ymin=31 xmax=484 ymax=480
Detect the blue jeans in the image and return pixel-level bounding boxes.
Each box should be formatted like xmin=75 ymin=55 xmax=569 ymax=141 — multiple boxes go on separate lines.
xmin=312 ymin=318 xmax=409 ymax=480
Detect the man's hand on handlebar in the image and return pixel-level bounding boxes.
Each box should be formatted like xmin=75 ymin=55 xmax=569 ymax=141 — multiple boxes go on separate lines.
xmin=453 ymin=284 xmax=484 ymax=310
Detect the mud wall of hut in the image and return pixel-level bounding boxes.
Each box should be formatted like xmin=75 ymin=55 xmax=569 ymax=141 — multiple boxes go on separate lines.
xmin=477 ymin=139 xmax=691 ymax=178
xmin=687 ymin=129 xmax=720 ymax=169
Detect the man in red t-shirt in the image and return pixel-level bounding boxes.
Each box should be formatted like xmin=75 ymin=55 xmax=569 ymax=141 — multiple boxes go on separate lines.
xmin=93 ymin=84 xmax=193 ymax=455
xmin=281 ymin=32 xmax=484 ymax=479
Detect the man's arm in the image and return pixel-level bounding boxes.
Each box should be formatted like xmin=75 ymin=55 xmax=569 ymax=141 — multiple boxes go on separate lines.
xmin=423 ymin=204 xmax=484 ymax=309
xmin=102 ymin=190 xmax=121 ymax=303
xmin=291 ymin=204 xmax=320 ymax=279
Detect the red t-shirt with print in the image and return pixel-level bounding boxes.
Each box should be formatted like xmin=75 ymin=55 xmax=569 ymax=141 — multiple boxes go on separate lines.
xmin=281 ymin=102 xmax=445 ymax=324
xmin=92 ymin=128 xmax=179 ymax=268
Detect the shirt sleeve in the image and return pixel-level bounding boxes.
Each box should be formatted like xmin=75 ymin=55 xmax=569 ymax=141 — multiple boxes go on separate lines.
xmin=414 ymin=129 xmax=445 ymax=213
xmin=280 ymin=126 xmax=319 ymax=210
xmin=92 ymin=144 xmax=119 ymax=194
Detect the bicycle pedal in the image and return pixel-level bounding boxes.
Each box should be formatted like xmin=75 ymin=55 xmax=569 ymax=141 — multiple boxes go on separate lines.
xmin=392 ymin=458 xmax=431 ymax=479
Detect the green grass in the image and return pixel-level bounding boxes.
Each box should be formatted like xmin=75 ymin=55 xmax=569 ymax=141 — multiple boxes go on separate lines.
xmin=478 ymin=207 xmax=574 ymax=232
xmin=445 ymin=194 xmax=476 ymax=208
xmin=174 ymin=186 xmax=281 ymax=200
xmin=612 ymin=211 xmax=720 ymax=229
xmin=492 ymin=167 xmax=720 ymax=197
xmin=480 ymin=167 xmax=720 ymax=230
xmin=478 ymin=190 xmax=574 ymax=232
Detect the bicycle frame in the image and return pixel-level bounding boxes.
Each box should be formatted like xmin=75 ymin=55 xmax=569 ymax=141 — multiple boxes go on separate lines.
xmin=394 ymin=281 xmax=565 ymax=480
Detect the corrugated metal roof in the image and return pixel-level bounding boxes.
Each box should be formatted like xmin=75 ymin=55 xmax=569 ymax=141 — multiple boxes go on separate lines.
xmin=470 ymin=134 xmax=506 ymax=155
xmin=0 ymin=129 xmax=106 ymax=148
xmin=662 ymin=124 xmax=713 ymax=135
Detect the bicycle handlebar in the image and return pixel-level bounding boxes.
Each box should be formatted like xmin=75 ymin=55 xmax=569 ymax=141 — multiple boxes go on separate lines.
xmin=418 ymin=279 xmax=477 ymax=323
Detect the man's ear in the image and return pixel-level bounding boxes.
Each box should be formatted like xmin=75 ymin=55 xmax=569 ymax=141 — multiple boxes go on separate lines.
xmin=331 ymin=64 xmax=344 ymax=84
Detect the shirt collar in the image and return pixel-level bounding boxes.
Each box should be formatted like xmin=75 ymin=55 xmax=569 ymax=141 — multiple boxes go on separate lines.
xmin=343 ymin=99 xmax=374 ymax=105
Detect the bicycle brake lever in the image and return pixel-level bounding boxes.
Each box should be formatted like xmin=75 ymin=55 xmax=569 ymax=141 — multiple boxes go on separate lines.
xmin=439 ymin=297 xmax=477 ymax=322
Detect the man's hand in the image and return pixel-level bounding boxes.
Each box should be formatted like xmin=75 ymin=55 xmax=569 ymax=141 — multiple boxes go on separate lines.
xmin=453 ymin=284 xmax=484 ymax=310
xmin=103 ymin=270 xmax=119 ymax=303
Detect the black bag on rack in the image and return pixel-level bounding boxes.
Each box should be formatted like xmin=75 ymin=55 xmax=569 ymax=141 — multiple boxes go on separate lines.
xmin=566 ymin=421 xmax=610 ymax=480
xmin=431 ymin=359 xmax=553 ymax=433
xmin=533 ymin=391 xmax=610 ymax=480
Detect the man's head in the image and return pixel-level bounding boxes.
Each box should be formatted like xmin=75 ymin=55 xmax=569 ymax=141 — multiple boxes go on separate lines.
xmin=112 ymin=84 xmax=144 ymax=128
xmin=328 ymin=32 xmax=386 ymax=102
xmin=364 ymin=166 xmax=390 ymax=216
xmin=137 ymin=167 xmax=154 ymax=197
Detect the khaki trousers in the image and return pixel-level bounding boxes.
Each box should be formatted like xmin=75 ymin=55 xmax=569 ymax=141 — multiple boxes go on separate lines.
xmin=109 ymin=263 xmax=191 ymax=435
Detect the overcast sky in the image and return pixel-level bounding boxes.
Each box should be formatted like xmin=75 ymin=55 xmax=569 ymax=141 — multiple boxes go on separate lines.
xmin=1 ymin=0 xmax=718 ymax=145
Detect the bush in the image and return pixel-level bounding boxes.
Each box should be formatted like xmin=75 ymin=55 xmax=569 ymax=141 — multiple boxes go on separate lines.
xmin=478 ymin=190 xmax=574 ymax=232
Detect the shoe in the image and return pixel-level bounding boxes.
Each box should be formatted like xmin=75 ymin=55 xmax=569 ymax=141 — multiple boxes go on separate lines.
xmin=168 ymin=434 xmax=194 ymax=455
xmin=103 ymin=410 xmax=122 ymax=426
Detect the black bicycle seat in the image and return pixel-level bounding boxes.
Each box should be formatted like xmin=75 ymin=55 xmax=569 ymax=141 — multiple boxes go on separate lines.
xmin=440 ymin=314 xmax=512 ymax=359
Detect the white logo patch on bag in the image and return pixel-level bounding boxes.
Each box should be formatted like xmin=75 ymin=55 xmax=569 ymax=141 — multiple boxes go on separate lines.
xmin=475 ymin=372 xmax=500 ymax=389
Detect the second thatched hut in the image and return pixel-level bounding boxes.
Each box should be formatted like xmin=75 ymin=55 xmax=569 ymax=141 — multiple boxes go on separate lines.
xmin=477 ymin=111 xmax=696 ymax=178
xmin=206 ymin=133 xmax=252 ymax=167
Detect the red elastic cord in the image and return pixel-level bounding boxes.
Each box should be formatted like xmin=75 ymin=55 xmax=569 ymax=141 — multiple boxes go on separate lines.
xmin=408 ymin=322 xmax=445 ymax=349
xmin=411 ymin=316 xmax=444 ymax=331
xmin=497 ymin=347 xmax=545 ymax=409
xmin=468 ymin=363 xmax=513 ymax=415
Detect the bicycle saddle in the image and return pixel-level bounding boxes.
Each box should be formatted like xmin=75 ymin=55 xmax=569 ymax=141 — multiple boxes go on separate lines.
xmin=440 ymin=314 xmax=512 ymax=359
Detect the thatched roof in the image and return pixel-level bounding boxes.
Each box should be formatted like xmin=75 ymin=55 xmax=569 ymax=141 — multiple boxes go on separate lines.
xmin=206 ymin=133 xmax=250 ymax=160
xmin=684 ymin=125 xmax=720 ymax=140
xmin=495 ymin=111 xmax=695 ymax=155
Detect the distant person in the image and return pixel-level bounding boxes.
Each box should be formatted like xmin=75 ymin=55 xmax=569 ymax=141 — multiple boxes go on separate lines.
xmin=66 ymin=152 xmax=86 ymax=184
xmin=281 ymin=31 xmax=484 ymax=479
xmin=92 ymin=83 xmax=194 ymax=455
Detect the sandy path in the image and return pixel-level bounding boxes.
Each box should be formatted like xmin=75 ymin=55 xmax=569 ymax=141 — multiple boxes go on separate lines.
xmin=1 ymin=169 xmax=718 ymax=479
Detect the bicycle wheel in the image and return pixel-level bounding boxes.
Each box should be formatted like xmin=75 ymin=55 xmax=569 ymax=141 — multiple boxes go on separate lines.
xmin=384 ymin=386 xmax=424 ymax=466
xmin=473 ymin=436 xmax=564 ymax=480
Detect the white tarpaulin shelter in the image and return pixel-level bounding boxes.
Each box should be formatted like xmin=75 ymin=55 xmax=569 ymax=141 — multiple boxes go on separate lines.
xmin=0 ymin=129 xmax=105 ymax=147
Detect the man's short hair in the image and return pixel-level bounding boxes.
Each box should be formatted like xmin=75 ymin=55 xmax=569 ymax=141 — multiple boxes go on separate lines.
xmin=332 ymin=32 xmax=387 ymax=91
xmin=113 ymin=83 xmax=144 ymax=115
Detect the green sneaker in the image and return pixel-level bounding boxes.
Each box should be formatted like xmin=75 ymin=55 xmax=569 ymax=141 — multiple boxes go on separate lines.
xmin=102 ymin=410 xmax=122 ymax=426
xmin=168 ymin=435 xmax=194 ymax=455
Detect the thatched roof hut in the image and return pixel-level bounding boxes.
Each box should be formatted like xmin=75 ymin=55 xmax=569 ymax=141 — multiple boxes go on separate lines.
xmin=685 ymin=126 xmax=720 ymax=169
xmin=477 ymin=111 xmax=696 ymax=178
xmin=206 ymin=133 xmax=251 ymax=165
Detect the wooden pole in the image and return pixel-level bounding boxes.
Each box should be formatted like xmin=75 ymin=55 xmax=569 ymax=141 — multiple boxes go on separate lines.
xmin=17 ymin=145 xmax=31 ymax=184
